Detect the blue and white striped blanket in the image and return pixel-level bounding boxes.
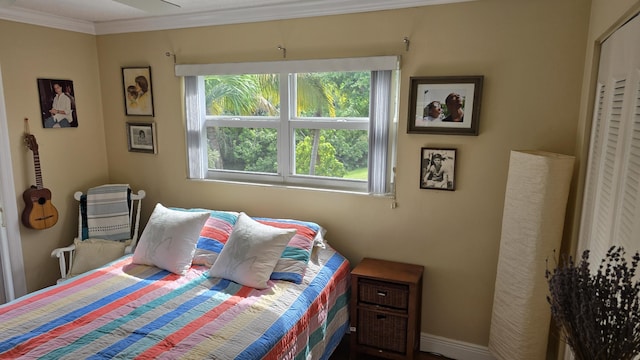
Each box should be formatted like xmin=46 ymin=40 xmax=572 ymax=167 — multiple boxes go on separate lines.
xmin=86 ymin=184 xmax=131 ymax=241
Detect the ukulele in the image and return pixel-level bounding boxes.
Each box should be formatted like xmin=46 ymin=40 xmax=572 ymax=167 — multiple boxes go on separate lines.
xmin=22 ymin=131 xmax=59 ymax=230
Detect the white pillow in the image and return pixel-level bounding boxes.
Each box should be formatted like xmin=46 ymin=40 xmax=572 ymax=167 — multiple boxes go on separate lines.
xmin=132 ymin=203 xmax=209 ymax=275
xmin=313 ymin=226 xmax=328 ymax=248
xmin=209 ymin=212 xmax=296 ymax=289
xmin=69 ymin=238 xmax=130 ymax=276
xmin=192 ymin=248 xmax=219 ymax=267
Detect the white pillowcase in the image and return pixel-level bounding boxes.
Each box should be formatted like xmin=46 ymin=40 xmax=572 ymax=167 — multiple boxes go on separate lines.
xmin=313 ymin=226 xmax=328 ymax=248
xmin=132 ymin=203 xmax=209 ymax=275
xmin=209 ymin=212 xmax=296 ymax=289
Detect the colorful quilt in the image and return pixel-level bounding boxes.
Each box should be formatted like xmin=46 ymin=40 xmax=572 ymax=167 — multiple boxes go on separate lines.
xmin=0 ymin=246 xmax=350 ymax=359
xmin=191 ymin=208 xmax=322 ymax=284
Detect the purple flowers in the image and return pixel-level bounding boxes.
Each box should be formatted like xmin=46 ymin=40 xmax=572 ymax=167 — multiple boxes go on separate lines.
xmin=546 ymin=246 xmax=640 ymax=360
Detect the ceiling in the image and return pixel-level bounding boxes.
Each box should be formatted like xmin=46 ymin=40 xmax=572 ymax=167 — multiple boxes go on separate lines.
xmin=0 ymin=0 xmax=472 ymax=35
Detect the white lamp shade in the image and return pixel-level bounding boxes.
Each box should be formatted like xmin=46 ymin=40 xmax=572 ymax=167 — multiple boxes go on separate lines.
xmin=489 ymin=150 xmax=575 ymax=360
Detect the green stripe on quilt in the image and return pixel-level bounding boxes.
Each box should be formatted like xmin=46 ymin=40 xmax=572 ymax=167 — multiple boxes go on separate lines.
xmin=40 ymin=273 xmax=214 ymax=359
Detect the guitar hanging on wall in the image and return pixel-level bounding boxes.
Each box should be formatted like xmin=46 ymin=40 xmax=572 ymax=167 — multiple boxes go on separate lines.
xmin=22 ymin=118 xmax=59 ymax=229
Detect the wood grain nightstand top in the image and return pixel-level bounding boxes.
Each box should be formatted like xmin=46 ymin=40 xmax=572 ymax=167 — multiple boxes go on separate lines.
xmin=351 ymin=258 xmax=424 ymax=284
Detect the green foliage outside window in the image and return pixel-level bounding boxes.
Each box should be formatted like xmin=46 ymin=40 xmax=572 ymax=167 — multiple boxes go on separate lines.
xmin=204 ymin=71 xmax=370 ymax=178
xmin=295 ymin=134 xmax=346 ymax=178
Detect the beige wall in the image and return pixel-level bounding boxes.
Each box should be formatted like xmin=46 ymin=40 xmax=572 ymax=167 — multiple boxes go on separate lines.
xmin=12 ymin=0 xmax=639 ymax=350
xmin=95 ymin=0 xmax=589 ymax=347
xmin=0 ymin=21 xmax=109 ymax=290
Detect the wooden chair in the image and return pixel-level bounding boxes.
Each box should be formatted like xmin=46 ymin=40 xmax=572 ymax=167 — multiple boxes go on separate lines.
xmin=51 ymin=186 xmax=145 ymax=283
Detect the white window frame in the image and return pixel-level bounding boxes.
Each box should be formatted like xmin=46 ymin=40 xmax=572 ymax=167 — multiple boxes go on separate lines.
xmin=179 ymin=56 xmax=399 ymax=194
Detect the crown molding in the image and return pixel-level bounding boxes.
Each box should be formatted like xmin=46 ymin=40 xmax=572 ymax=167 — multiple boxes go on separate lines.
xmin=0 ymin=0 xmax=473 ymax=35
xmin=0 ymin=6 xmax=95 ymax=34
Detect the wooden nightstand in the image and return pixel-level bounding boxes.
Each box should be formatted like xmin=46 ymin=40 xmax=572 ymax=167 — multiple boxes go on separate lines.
xmin=349 ymin=258 xmax=424 ymax=359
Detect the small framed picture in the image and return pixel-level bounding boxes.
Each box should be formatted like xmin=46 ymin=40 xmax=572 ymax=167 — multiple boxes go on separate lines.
xmin=420 ymin=147 xmax=456 ymax=191
xmin=408 ymin=76 xmax=483 ymax=135
xmin=127 ymin=122 xmax=156 ymax=154
xmin=37 ymin=78 xmax=78 ymax=128
xmin=122 ymin=66 xmax=154 ymax=116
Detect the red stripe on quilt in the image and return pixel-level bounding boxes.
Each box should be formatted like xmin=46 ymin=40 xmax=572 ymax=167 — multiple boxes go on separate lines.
xmin=199 ymin=226 xmax=230 ymax=243
xmin=258 ymin=221 xmax=316 ymax=239
xmin=0 ymin=258 xmax=130 ymax=315
xmin=262 ymin=259 xmax=350 ymax=359
xmin=135 ymin=286 xmax=254 ymax=359
xmin=1 ymin=270 xmax=179 ymax=359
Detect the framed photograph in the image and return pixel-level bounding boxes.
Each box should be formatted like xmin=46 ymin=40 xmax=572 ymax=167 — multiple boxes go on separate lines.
xmin=407 ymin=76 xmax=483 ymax=135
xmin=127 ymin=122 xmax=157 ymax=153
xmin=420 ymin=147 xmax=456 ymax=191
xmin=122 ymin=66 xmax=154 ymax=116
xmin=37 ymin=78 xmax=78 ymax=128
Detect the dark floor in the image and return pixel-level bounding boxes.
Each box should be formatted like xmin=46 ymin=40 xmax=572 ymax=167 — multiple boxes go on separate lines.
xmin=330 ymin=335 xmax=453 ymax=360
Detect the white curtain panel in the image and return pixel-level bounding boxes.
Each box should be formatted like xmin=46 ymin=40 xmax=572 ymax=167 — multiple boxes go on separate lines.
xmin=488 ymin=150 xmax=575 ymax=360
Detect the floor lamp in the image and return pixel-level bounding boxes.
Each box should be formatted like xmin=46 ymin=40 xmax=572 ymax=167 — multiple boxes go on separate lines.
xmin=488 ymin=150 xmax=575 ymax=360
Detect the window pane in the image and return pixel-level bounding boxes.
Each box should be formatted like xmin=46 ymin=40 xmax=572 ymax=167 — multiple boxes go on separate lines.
xmin=207 ymin=127 xmax=278 ymax=174
xmin=204 ymin=74 xmax=280 ymax=116
xmin=295 ymin=72 xmax=370 ymax=118
xmin=294 ymin=128 xmax=368 ymax=179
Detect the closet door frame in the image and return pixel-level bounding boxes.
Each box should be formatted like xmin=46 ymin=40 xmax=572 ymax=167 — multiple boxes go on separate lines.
xmin=0 ymin=64 xmax=27 ymax=302
xmin=579 ymin=14 xmax=640 ymax=261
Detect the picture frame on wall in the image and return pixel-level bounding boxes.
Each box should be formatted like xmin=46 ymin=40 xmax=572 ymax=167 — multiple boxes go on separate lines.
xmin=407 ymin=76 xmax=483 ymax=135
xmin=37 ymin=78 xmax=78 ymax=128
xmin=420 ymin=147 xmax=456 ymax=191
xmin=122 ymin=66 xmax=154 ymax=116
xmin=127 ymin=122 xmax=157 ymax=154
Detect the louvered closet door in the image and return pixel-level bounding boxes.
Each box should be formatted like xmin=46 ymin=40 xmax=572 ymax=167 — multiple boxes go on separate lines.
xmin=580 ymin=14 xmax=640 ymax=263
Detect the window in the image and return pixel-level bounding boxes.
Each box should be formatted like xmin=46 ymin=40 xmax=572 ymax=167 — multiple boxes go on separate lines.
xmin=179 ymin=57 xmax=399 ymax=194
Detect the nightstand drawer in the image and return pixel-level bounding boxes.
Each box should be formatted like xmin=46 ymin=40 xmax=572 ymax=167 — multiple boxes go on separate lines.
xmin=356 ymin=308 xmax=408 ymax=353
xmin=358 ymin=278 xmax=409 ymax=310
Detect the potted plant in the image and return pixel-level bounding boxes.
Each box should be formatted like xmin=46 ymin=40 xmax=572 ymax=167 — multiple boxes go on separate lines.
xmin=546 ymin=246 xmax=640 ymax=360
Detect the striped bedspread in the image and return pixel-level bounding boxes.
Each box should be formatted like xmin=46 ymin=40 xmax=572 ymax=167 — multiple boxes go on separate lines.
xmin=0 ymin=246 xmax=350 ymax=359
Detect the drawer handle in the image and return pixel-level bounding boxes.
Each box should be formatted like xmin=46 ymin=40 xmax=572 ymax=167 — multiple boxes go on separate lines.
xmin=376 ymin=314 xmax=387 ymax=320
xmin=377 ymin=290 xmax=388 ymax=297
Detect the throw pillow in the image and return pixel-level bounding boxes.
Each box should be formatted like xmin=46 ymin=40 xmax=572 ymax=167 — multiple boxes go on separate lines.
xmin=132 ymin=203 xmax=209 ymax=275
xmin=69 ymin=238 xmax=130 ymax=277
xmin=208 ymin=212 xmax=296 ymax=289
xmin=313 ymin=226 xmax=328 ymax=248
xmin=252 ymin=217 xmax=318 ymax=283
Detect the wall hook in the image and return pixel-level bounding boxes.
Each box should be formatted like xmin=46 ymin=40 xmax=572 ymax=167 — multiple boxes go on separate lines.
xmin=165 ymin=51 xmax=176 ymax=64
xmin=277 ymin=45 xmax=287 ymax=59
xmin=403 ymin=37 xmax=410 ymax=52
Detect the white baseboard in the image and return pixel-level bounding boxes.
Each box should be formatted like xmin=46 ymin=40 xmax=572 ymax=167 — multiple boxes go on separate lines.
xmin=421 ymin=333 xmax=496 ymax=360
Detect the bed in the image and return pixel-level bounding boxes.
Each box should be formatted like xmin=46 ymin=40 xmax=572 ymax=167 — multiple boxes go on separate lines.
xmin=0 ymin=205 xmax=350 ymax=359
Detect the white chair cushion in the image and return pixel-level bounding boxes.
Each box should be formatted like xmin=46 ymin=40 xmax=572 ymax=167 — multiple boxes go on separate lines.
xmin=69 ymin=238 xmax=130 ymax=277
